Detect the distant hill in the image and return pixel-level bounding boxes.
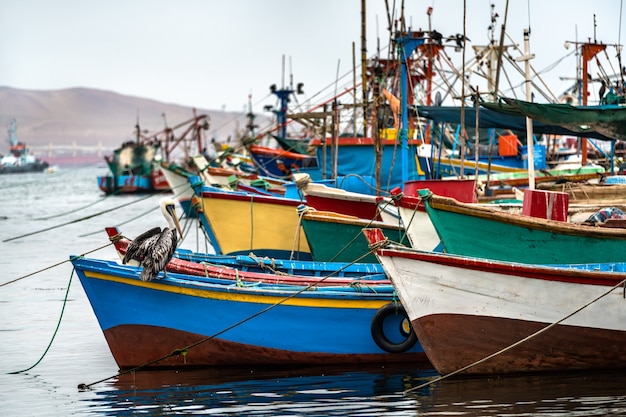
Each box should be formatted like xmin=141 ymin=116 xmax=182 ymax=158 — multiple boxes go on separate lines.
xmin=0 ymin=86 xmax=265 ymax=165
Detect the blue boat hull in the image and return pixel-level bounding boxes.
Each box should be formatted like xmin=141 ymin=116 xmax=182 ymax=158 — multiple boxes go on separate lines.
xmin=72 ymin=257 xmax=427 ymax=369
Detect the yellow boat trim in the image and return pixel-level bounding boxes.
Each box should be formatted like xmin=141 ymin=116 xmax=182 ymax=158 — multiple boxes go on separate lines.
xmin=198 ymin=195 xmax=310 ymax=254
xmin=441 ymin=157 xmax=526 ymax=174
xmin=85 ymin=270 xmax=390 ymax=309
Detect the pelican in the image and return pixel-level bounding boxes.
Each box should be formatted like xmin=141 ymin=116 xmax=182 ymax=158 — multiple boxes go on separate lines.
xmin=122 ymin=197 xmax=183 ymax=281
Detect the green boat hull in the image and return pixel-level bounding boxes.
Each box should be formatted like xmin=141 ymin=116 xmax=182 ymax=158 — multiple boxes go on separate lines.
xmin=301 ymin=212 xmax=409 ymax=264
xmin=419 ymin=189 xmax=626 ymax=264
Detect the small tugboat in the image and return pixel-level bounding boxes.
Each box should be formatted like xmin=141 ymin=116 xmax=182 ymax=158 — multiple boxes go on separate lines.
xmin=0 ymin=118 xmax=50 ymax=174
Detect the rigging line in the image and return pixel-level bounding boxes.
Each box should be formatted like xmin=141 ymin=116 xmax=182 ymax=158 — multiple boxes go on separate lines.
xmin=0 ymin=242 xmax=111 ymax=288
xmin=78 ymin=247 xmax=378 ymax=390
xmin=2 ymin=194 xmax=155 ymax=243
xmin=77 ymin=187 xmax=190 ymax=238
xmin=36 ymin=195 xmax=109 ymax=220
xmin=8 ymin=266 xmax=76 ymax=374
xmin=38 ymin=172 xmax=191 ymax=221
xmin=403 ymin=276 xmax=626 ymax=395
xmin=77 ymin=196 xmax=162 ymax=238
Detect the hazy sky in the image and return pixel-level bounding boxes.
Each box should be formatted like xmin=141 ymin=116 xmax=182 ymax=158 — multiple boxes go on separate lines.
xmin=2 ymin=0 xmax=624 ymax=114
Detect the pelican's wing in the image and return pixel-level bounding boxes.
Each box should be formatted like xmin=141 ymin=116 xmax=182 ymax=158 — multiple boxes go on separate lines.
xmin=122 ymin=227 xmax=162 ymax=264
xmin=139 ymin=230 xmax=177 ymax=281
xmin=151 ymin=229 xmax=177 ymax=272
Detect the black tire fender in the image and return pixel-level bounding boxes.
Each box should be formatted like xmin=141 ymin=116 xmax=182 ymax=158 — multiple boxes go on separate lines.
xmin=370 ymin=303 xmax=418 ymax=353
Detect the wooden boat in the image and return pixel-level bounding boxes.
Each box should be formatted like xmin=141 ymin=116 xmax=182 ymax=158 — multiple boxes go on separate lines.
xmin=299 ymin=208 xmax=408 ymax=264
xmin=160 ymin=159 xmax=288 ymax=218
xmin=307 ymin=136 xmax=429 ymax=192
xmin=248 ymin=144 xmax=317 ymax=179
xmin=106 ymin=226 xmax=387 ymax=284
xmin=190 ymin=178 xmax=312 ymax=259
xmin=158 ymin=161 xmax=197 ymax=217
xmin=71 ymin=255 xmax=427 ymax=369
xmin=417 ymin=105 xmax=610 ymax=182
xmin=364 ymin=228 xmax=626 ymax=375
xmin=97 ymin=135 xmax=171 ymax=195
xmin=538 ymin=177 xmax=626 ymax=203
xmin=294 ymin=173 xmax=385 ymax=220
xmin=472 ymin=165 xmax=604 ymax=188
xmin=417 ymin=188 xmax=626 ymax=263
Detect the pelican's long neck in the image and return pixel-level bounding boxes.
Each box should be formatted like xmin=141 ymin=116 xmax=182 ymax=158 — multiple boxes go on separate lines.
xmin=162 ymin=202 xmax=182 ymax=237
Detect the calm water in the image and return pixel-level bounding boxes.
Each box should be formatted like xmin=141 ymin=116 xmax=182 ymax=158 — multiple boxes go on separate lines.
xmin=2 ymin=166 xmax=626 ymax=416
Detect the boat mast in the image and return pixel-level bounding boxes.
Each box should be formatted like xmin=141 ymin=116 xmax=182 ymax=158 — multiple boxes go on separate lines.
xmin=518 ymin=28 xmax=536 ymax=189
xmin=396 ymin=31 xmax=425 ymax=189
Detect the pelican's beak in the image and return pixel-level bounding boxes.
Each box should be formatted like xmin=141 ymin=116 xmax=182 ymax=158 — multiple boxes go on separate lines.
xmin=173 ymin=209 xmax=183 ymax=238
xmin=166 ymin=204 xmax=184 ymax=238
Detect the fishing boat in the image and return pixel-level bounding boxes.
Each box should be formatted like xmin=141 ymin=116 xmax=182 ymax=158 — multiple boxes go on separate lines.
xmin=299 ymin=207 xmax=409 ymax=264
xmin=98 ymin=112 xmax=211 ymax=195
xmin=71 ymin=255 xmax=427 ymax=369
xmin=189 ymin=177 xmax=312 ymax=259
xmin=363 ymin=228 xmax=626 ymax=375
xmin=97 ymin=127 xmax=170 ymax=195
xmin=417 ymin=188 xmax=626 ymax=264
xmin=160 ymin=158 xmax=289 ymax=219
xmin=381 ymin=179 xmax=485 ymax=251
xmin=248 ymin=144 xmax=318 ymax=179
xmin=294 ymin=173 xmax=387 ymax=220
xmin=106 ymin=226 xmax=387 ymax=284
xmin=0 ymin=118 xmax=50 ymax=174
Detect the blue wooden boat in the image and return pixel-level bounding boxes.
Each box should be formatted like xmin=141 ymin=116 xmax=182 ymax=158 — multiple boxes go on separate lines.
xmin=106 ymin=226 xmax=387 ymax=282
xmin=71 ymin=256 xmax=427 ymax=369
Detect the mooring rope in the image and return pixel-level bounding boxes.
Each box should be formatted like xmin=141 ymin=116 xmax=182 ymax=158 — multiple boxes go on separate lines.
xmin=403 ymin=276 xmax=626 ymax=394
xmin=8 ymin=265 xmax=76 ymax=374
xmin=3 ymin=194 xmax=156 ymax=243
xmin=77 ymin=247 xmax=378 ymax=390
xmin=33 ymin=175 xmax=172 ymax=221
xmin=0 ymin=243 xmax=112 ymax=288
xmin=78 ymin=186 xmax=191 ymax=238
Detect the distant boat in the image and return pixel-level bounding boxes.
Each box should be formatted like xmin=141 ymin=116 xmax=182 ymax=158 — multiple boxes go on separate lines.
xmin=364 ymin=228 xmax=626 ymax=375
xmin=97 ymin=133 xmax=170 ymax=195
xmin=0 ymin=118 xmax=50 ymax=174
xmin=97 ymin=112 xmax=211 ymax=195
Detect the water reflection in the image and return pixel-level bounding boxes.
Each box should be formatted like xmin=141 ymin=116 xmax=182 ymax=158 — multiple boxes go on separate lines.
xmin=84 ymin=367 xmax=626 ymax=416
xmin=413 ymin=370 xmax=626 ymax=416
xmin=90 ymin=365 xmax=436 ymax=416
